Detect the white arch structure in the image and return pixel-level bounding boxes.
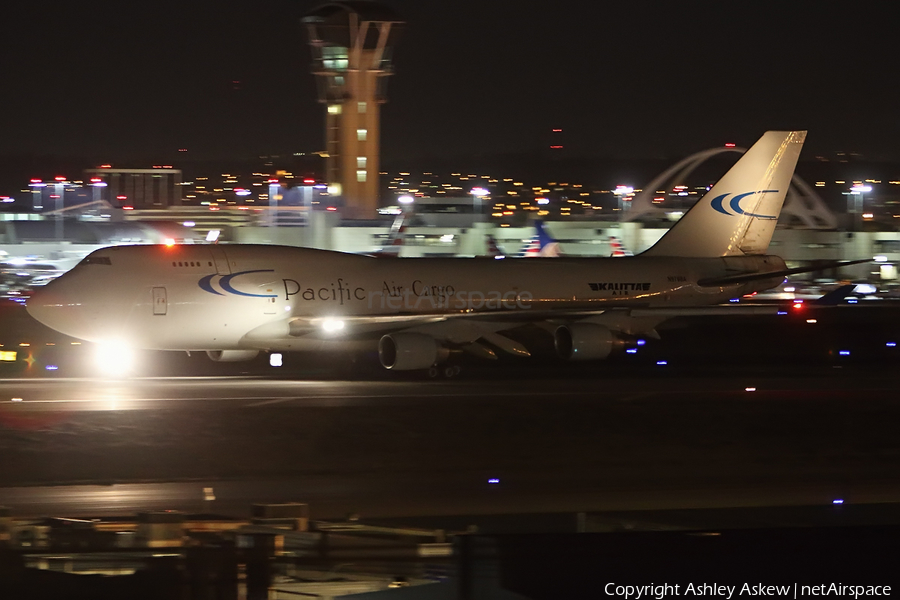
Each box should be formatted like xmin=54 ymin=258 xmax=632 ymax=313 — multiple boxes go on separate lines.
xmin=623 ymin=146 xmax=837 ymax=229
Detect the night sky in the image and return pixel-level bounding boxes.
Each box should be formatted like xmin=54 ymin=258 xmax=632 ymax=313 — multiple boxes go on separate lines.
xmin=4 ymin=1 xmax=900 ymax=168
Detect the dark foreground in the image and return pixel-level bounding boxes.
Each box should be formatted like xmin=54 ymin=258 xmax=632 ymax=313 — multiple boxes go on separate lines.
xmin=1 ymin=301 xmax=899 ymax=596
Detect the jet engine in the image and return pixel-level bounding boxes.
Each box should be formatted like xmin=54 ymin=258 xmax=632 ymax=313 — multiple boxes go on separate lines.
xmin=378 ymin=333 xmax=449 ymax=370
xmin=206 ymin=350 xmax=260 ymax=362
xmin=554 ymin=323 xmax=617 ymax=361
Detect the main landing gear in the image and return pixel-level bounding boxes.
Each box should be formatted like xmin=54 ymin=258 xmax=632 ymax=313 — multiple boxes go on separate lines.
xmin=427 ymin=364 xmax=462 ymax=379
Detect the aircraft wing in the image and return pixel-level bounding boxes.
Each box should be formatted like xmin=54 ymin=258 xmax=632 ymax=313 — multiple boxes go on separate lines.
xmin=275 ymin=303 xmax=783 ymax=351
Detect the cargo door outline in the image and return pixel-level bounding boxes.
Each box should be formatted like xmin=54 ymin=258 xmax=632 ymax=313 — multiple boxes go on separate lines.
xmin=152 ymin=287 xmax=167 ymax=316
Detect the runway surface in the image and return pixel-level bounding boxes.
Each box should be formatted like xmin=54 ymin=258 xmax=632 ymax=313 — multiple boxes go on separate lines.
xmin=2 ymin=371 xmax=900 ymax=522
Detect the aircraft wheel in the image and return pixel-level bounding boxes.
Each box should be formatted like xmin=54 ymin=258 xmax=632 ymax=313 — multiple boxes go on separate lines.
xmin=427 ymin=366 xmax=440 ymax=378
xmin=443 ymin=365 xmax=461 ymax=378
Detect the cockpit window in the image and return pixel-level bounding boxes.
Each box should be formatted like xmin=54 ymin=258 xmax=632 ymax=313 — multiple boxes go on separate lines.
xmin=81 ymin=256 xmax=112 ymax=266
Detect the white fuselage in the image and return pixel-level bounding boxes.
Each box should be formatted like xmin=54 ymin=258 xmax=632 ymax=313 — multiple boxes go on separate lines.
xmin=27 ymin=244 xmax=785 ymax=352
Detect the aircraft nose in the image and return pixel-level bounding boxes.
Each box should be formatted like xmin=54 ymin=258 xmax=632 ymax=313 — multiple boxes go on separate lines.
xmin=26 ymin=282 xmax=64 ymax=330
xmin=26 ymin=277 xmax=90 ymax=339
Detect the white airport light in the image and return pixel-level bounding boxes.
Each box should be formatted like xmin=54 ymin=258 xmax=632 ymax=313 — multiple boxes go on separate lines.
xmin=849 ymin=184 xmax=872 ymax=194
xmin=470 ymin=187 xmax=489 ymax=197
xmin=321 ymin=318 xmax=345 ymax=333
xmin=613 ymin=185 xmax=634 ymax=196
xmin=745 ymin=387 xmax=756 ymax=392
xmin=269 ymin=353 xmax=283 ymax=367
xmin=93 ymin=340 xmax=136 ymax=377
xmin=874 ymin=255 xmax=888 ymax=262
xmin=183 ymin=221 xmax=196 ymax=227
xmin=535 ymin=197 xmax=549 ymax=205
xmin=398 ymin=195 xmax=414 ymax=204
xmin=206 ymin=230 xmax=220 ymax=243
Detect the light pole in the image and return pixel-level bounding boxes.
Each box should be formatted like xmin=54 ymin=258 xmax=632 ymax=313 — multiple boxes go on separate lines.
xmin=470 ymin=187 xmax=489 ymax=225
xmin=29 ymin=179 xmax=46 ymax=210
xmin=848 ymin=184 xmax=871 ymax=231
xmin=267 ymin=180 xmax=280 ymax=227
xmin=53 ymin=176 xmax=66 ymax=240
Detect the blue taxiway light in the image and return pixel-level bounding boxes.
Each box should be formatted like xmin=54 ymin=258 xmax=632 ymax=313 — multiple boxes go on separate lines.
xmin=656 ymin=360 xmax=668 ymax=366
xmin=833 ymin=499 xmax=844 ymax=505
xmin=488 ymin=478 xmax=500 ymax=484
xmin=839 ymin=350 xmax=851 ymax=356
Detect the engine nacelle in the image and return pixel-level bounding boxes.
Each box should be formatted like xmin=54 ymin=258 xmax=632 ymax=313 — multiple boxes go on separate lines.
xmin=554 ymin=323 xmax=616 ymax=361
xmin=206 ymin=350 xmax=260 ymax=362
xmin=378 ymin=333 xmax=448 ymax=371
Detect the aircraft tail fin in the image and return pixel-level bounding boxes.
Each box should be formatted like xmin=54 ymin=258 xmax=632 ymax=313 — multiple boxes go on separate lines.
xmin=518 ymin=220 xmax=562 ymax=257
xmin=372 ymin=213 xmax=407 ymax=257
xmin=642 ymin=130 xmax=806 ymax=258
xmin=608 ymin=235 xmax=633 ymax=257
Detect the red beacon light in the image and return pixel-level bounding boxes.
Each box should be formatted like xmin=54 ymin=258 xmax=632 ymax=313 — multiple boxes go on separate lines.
xmin=725 ymin=143 xmax=736 ymax=148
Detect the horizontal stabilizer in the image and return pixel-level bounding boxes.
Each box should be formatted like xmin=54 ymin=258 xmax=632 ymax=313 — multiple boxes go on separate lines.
xmin=696 ymin=259 xmax=870 ymax=287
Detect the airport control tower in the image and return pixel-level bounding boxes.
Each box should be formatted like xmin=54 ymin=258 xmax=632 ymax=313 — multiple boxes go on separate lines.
xmin=303 ymin=1 xmax=404 ymax=218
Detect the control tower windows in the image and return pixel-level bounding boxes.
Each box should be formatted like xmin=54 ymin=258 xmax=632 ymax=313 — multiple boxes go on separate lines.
xmin=322 ymin=46 xmax=349 ymax=71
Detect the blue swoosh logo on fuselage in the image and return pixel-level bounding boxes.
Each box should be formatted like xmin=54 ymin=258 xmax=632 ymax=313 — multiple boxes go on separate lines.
xmin=199 ymin=269 xmax=277 ymax=297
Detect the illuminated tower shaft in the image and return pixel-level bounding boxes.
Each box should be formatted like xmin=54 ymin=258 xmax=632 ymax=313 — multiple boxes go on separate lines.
xmin=303 ymin=2 xmax=403 ymax=218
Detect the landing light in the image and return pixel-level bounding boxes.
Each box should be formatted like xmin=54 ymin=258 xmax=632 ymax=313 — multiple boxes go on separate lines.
xmin=269 ymin=353 xmax=283 ymax=367
xmin=321 ymin=319 xmax=345 ymax=332
xmin=887 ymin=342 xmax=896 ymax=347
xmin=93 ymin=340 xmax=136 ymax=377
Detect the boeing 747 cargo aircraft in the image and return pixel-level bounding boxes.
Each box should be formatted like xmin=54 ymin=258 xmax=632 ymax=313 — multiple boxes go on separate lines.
xmin=27 ymin=131 xmax=865 ymax=374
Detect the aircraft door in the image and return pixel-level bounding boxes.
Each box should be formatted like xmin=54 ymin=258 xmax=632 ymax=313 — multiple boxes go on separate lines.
xmin=208 ymin=246 xmax=231 ymax=275
xmin=152 ymin=287 xmax=167 ymax=315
